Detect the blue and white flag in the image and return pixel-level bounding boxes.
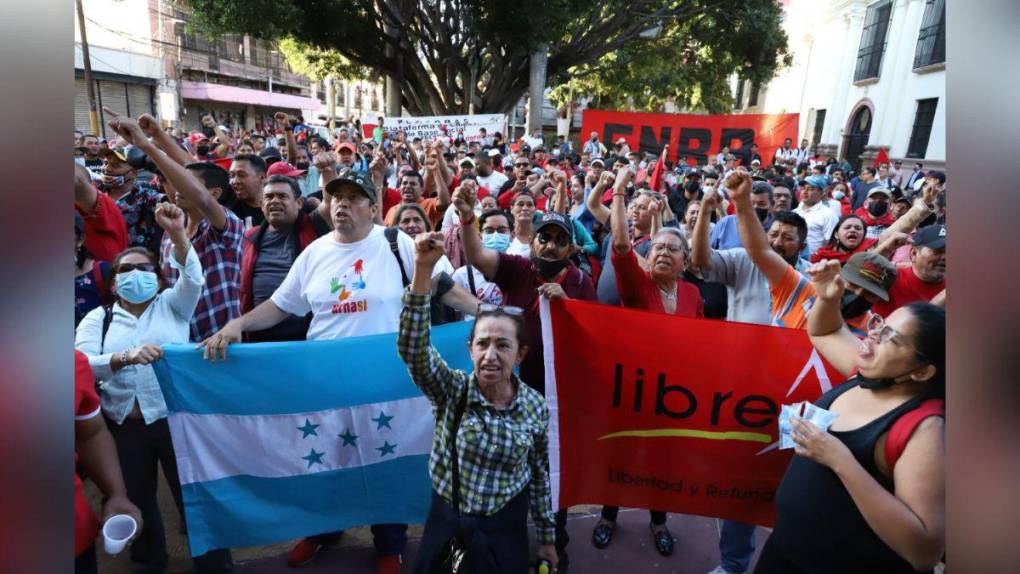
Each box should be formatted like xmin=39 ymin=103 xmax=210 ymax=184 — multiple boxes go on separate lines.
xmin=152 ymin=322 xmax=474 ymax=556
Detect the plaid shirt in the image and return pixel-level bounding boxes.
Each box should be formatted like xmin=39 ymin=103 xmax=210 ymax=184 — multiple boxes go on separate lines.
xmin=398 ymin=291 xmax=555 ymax=544
xmin=160 ymin=210 xmax=243 ymax=342
xmin=115 ymin=182 xmax=164 ymax=254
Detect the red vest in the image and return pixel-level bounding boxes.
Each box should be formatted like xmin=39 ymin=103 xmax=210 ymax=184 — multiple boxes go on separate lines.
xmin=239 ymin=214 xmax=320 ymax=314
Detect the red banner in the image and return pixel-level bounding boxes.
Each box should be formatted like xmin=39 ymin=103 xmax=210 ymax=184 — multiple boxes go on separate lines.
xmin=541 ymin=298 xmax=840 ymax=526
xmin=580 ymin=109 xmax=799 ymax=168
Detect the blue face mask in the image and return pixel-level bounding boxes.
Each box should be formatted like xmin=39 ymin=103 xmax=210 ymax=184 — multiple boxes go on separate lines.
xmin=482 ymin=232 xmax=512 ymax=253
xmin=116 ymin=270 xmax=159 ymax=304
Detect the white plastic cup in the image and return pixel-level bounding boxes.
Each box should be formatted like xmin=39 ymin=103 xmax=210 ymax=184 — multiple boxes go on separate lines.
xmin=102 ymin=514 xmax=137 ymax=555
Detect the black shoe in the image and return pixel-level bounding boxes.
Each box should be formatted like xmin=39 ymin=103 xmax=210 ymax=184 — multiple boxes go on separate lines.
xmin=650 ymin=523 xmax=674 ymax=557
xmin=556 ymin=550 xmax=570 ymax=573
xmin=591 ymin=520 xmax=615 ymax=549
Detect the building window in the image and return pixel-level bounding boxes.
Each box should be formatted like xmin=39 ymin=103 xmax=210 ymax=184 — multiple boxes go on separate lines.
xmin=854 ymin=0 xmax=893 ymax=82
xmin=216 ymin=34 xmax=243 ymax=62
xmin=733 ymin=80 xmax=745 ymax=110
xmin=913 ymin=0 xmax=945 ymax=69
xmin=748 ymin=81 xmax=760 ymax=107
xmin=906 ymin=98 xmax=938 ymax=158
xmin=812 ymin=109 xmax=826 ymax=145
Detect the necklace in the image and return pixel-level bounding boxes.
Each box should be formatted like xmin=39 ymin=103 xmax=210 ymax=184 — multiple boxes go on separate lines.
xmin=659 ymin=284 xmax=678 ymax=300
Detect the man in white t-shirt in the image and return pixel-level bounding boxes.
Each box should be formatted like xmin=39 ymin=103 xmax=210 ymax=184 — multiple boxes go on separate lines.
xmin=474 ymin=152 xmax=509 ymax=192
xmin=793 ymin=174 xmax=839 ymax=255
xmin=199 ymin=168 xmax=478 ymax=572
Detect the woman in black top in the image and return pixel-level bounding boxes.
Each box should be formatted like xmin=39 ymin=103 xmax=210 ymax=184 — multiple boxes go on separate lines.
xmin=755 ymin=259 xmax=945 ymax=574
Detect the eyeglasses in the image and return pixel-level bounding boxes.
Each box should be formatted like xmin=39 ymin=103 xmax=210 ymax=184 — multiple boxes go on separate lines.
xmin=651 ymin=242 xmax=686 ymax=254
xmin=866 ymin=314 xmax=929 ymax=361
xmin=477 ymin=303 xmax=524 ymax=316
xmin=514 ymin=162 xmax=531 ymax=168
xmin=116 ymin=262 xmax=156 ymax=273
xmin=481 ymin=226 xmax=511 ymax=235
xmin=536 ymin=232 xmax=570 ymax=248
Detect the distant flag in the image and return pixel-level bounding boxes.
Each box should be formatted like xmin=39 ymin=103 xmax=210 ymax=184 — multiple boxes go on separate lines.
xmin=648 ymin=144 xmax=668 ymax=193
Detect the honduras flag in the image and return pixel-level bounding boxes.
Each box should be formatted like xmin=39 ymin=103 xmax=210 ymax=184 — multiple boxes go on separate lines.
xmin=152 ymin=322 xmax=473 ymax=556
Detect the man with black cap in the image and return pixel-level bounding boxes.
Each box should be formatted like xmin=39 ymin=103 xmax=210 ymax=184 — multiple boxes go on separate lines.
xmin=872 ymin=223 xmax=946 ymax=317
xmin=454 ymin=186 xmax=595 ymax=572
xmin=98 ymin=145 xmax=165 ymax=254
xmin=853 ymin=186 xmax=895 ymax=239
xmin=258 ymin=146 xmax=283 ymax=168
xmin=201 ymin=168 xmax=479 ymax=573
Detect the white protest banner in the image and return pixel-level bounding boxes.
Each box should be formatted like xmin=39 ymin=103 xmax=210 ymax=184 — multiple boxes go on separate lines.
xmin=360 ymin=114 xmax=506 ymax=143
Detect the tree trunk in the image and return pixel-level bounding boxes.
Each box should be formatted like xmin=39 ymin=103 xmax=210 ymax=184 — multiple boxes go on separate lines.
xmin=526 ymin=44 xmax=548 ymax=136
xmin=383 ymin=18 xmax=401 ymax=117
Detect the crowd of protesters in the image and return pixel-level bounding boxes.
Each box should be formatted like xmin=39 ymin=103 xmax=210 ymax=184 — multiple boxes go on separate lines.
xmin=74 ymin=110 xmax=946 ymax=574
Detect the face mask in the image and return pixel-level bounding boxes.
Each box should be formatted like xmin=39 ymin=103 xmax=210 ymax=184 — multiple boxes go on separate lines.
xmin=832 ymin=190 xmax=846 ymax=200
xmin=532 ymin=256 xmax=569 ymax=280
xmin=116 ymin=270 xmax=159 ymax=304
xmin=295 ymin=161 xmax=310 ymax=171
xmin=754 ymin=207 xmax=771 ymax=223
xmin=857 ymin=364 xmax=926 ymax=390
xmin=703 ymin=185 xmax=715 ymax=194
xmin=839 ymin=291 xmax=873 ymax=319
xmin=104 ymin=174 xmax=126 ymax=187
xmin=74 ymin=157 xmax=86 ymax=167
xmin=867 ymin=201 xmax=889 ymax=217
xmin=482 ymin=232 xmax=512 ymax=253
xmin=196 ymin=145 xmax=210 ymax=156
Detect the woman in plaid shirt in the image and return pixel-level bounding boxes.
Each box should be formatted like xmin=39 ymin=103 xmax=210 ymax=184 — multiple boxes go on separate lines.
xmin=398 ymin=231 xmax=559 ymax=573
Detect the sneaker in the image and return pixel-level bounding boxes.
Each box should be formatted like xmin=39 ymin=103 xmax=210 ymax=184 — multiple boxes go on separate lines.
xmin=650 ymin=523 xmax=674 ymax=557
xmin=591 ymin=519 xmax=616 ymax=549
xmin=287 ymin=538 xmax=327 ymax=567
xmin=376 ymin=554 xmax=402 ymax=574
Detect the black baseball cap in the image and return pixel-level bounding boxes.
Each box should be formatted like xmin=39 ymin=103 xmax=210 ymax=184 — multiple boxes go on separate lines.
xmin=912 ymin=224 xmax=946 ymax=249
xmin=534 ymin=212 xmax=573 ymax=239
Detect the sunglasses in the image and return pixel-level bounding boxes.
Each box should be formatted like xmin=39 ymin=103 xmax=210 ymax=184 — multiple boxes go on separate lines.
xmin=477 ymin=303 xmax=524 ymax=316
xmin=116 ymin=262 xmax=157 ymax=273
xmin=866 ymin=314 xmax=929 ymax=362
xmin=536 ymin=232 xmax=570 ymax=248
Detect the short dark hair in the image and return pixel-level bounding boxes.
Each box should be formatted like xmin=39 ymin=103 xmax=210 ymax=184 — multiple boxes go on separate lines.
xmin=469 ymin=310 xmax=526 ymax=348
xmin=751 ymin=181 xmax=774 ymax=202
xmin=861 ymin=166 xmax=876 ymax=177
xmin=480 ymin=208 xmax=513 ymax=230
xmin=186 ymin=162 xmax=231 ymax=193
xmin=393 ymin=203 xmax=431 ymax=232
xmin=233 ymin=153 xmax=267 ymax=175
xmin=399 ymin=170 xmax=424 ymax=186
xmin=771 ymin=210 xmax=808 ymax=245
xmin=264 ymin=174 xmax=302 ymax=198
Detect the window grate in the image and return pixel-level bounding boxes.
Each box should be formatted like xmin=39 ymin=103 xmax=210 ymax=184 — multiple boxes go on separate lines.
xmin=906 ymin=98 xmax=938 ymax=158
xmin=913 ymin=0 xmax=946 ymax=69
xmin=854 ymin=0 xmax=893 ymax=82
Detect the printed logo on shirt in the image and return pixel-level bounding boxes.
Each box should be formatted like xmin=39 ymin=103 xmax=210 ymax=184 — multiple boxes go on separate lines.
xmin=330 ymin=259 xmax=370 ymax=315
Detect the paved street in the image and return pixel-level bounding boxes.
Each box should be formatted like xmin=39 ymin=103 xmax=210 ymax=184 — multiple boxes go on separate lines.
xmin=90 ymin=475 xmax=769 ymax=573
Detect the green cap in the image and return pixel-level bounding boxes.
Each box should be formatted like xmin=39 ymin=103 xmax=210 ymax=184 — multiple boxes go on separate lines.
xmin=325 ymin=169 xmax=377 ymax=204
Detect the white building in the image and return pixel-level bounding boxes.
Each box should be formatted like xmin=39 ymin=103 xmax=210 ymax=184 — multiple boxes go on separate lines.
xmin=734 ymin=0 xmax=945 ymax=172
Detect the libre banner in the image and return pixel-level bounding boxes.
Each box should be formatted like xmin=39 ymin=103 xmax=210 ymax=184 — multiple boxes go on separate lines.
xmin=361 ymin=114 xmax=507 ymax=142
xmin=540 ymin=298 xmax=839 ymax=527
xmin=580 ymin=109 xmax=799 ymax=167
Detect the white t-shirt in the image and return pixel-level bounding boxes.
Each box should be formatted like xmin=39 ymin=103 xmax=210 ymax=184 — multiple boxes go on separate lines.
xmin=506 ymin=238 xmax=531 ymax=258
xmin=452 ymin=265 xmax=503 ymax=313
xmin=476 ymin=171 xmax=509 ymax=193
xmin=272 ymin=226 xmax=444 ymax=341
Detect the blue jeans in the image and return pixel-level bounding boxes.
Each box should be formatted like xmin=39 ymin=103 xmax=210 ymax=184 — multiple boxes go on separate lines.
xmin=720 ymin=520 xmax=756 ymax=573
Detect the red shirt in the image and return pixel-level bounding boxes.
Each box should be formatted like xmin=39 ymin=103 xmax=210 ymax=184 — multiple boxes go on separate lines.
xmin=872 ymin=264 xmax=945 ymax=317
xmin=74 ymin=351 xmax=102 ymax=556
xmin=78 ymin=191 xmax=129 ymax=263
xmin=382 ymin=187 xmax=401 ymax=218
xmin=612 ymin=248 xmax=703 ymax=317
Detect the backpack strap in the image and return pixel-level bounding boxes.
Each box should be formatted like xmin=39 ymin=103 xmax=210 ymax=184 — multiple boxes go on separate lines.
xmin=100 ymin=304 xmax=115 ymax=352
xmin=385 ymin=226 xmax=411 ymax=288
xmin=466 ymin=264 xmax=477 ymax=298
xmin=885 ymin=398 xmax=945 ymax=474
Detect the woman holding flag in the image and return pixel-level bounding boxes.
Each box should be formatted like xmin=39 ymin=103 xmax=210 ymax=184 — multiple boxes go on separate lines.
xmin=397 ymin=231 xmax=559 ymax=573
xmin=591 ymin=168 xmax=704 ymax=557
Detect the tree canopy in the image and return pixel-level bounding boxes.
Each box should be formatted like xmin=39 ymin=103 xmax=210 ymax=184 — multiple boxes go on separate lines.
xmin=185 ymin=0 xmax=790 ymax=116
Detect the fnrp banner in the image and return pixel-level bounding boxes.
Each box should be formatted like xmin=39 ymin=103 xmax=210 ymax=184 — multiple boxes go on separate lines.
xmin=540 ymin=298 xmax=838 ymax=527
xmin=580 ymin=109 xmax=799 ymax=166
xmin=361 ymin=114 xmax=507 ymax=142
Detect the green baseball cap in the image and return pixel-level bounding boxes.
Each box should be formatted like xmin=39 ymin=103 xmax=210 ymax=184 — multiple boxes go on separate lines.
xmin=325 ymin=169 xmax=377 ymax=204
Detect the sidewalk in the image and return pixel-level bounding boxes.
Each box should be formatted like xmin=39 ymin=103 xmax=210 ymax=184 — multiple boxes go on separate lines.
xmin=92 ymin=474 xmax=768 ymax=573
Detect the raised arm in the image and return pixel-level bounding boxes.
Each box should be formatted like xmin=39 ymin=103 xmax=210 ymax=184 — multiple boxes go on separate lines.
xmin=872 ymin=231 xmax=910 ymax=259
xmin=805 ymin=260 xmax=860 ymax=376
xmin=610 ymin=169 xmax=634 ymax=254
xmin=551 ymin=170 xmax=568 ymax=214
xmin=727 ymin=171 xmax=791 ymax=286
xmin=690 ymin=190 xmax=718 ymax=271
xmin=203 ymin=115 xmax=232 ymax=158
xmin=274 ymin=112 xmax=299 ymax=165
xmin=879 ymin=184 xmax=939 ymax=241
xmin=454 ymin=180 xmax=499 ymax=280
xmin=138 ymin=114 xmax=192 ymax=166
xmin=585 ymin=171 xmax=614 ymax=224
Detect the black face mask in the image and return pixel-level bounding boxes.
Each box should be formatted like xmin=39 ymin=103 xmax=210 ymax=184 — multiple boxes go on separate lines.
xmin=532 ymin=256 xmax=569 ymax=280
xmin=295 ymin=161 xmax=310 ymax=171
xmin=196 ymin=145 xmax=210 ymax=156
xmin=754 ymin=207 xmax=771 ymax=224
xmin=867 ymin=201 xmax=889 ymax=217
xmin=840 ymin=291 xmax=873 ymax=319
xmin=856 ymin=363 xmax=927 ymax=390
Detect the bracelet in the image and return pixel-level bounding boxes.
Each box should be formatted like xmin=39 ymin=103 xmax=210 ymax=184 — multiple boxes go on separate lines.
xmin=119 ymin=350 xmax=130 ymax=366
xmin=460 ymin=212 xmax=476 ymax=226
